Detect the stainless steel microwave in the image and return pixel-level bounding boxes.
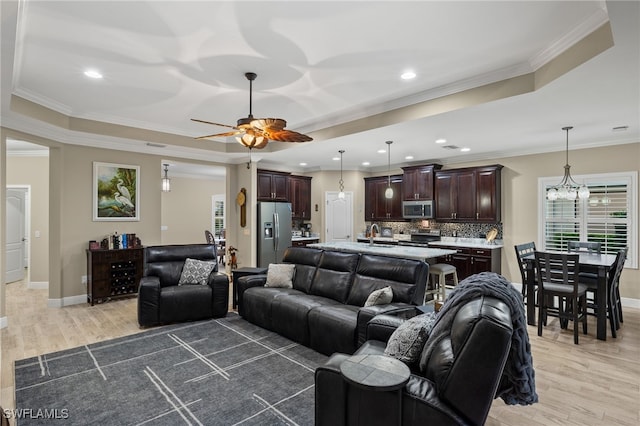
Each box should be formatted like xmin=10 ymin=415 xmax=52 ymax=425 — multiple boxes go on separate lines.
xmin=402 ymin=200 xmax=434 ymax=219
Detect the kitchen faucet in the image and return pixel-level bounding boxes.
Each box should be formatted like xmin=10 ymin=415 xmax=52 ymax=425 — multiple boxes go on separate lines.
xmin=369 ymin=223 xmax=379 ymax=246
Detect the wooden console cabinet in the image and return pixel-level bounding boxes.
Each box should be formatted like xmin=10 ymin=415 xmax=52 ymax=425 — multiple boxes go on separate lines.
xmin=86 ymin=247 xmax=144 ymax=305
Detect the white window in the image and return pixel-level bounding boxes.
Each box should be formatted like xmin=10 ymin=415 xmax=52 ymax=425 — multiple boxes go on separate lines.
xmin=212 ymin=194 xmax=225 ymax=237
xmin=538 ymin=171 xmax=637 ymax=268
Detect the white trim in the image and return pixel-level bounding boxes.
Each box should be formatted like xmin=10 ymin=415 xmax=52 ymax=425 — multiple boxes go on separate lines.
xmin=0 ymin=316 xmax=7 ymax=329
xmin=48 ymin=294 xmax=87 ymax=308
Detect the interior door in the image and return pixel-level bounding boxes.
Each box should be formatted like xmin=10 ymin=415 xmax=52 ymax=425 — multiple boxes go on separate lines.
xmin=325 ymin=191 xmax=353 ymax=242
xmin=6 ymin=188 xmax=27 ymax=283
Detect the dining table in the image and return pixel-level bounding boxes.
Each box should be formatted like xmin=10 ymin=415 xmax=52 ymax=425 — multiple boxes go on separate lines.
xmin=523 ymin=251 xmax=617 ymax=341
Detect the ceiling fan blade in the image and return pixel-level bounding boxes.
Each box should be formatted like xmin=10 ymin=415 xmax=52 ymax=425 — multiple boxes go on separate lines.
xmin=191 ymin=118 xmax=238 ymax=130
xmin=264 ymin=129 xmax=313 ymax=142
xmin=195 ymin=130 xmax=242 ymax=139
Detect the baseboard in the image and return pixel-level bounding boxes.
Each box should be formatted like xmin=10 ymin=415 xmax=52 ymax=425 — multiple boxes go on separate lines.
xmin=512 ymin=282 xmax=640 ymax=309
xmin=0 ymin=316 xmax=7 ymax=329
xmin=27 ymin=281 xmax=49 ymax=290
xmin=48 ymin=294 xmax=87 ymax=308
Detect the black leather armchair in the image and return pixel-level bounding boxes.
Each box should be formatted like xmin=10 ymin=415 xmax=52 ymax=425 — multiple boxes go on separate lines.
xmin=137 ymin=244 xmax=229 ymax=327
xmin=315 ymin=296 xmax=515 ymax=426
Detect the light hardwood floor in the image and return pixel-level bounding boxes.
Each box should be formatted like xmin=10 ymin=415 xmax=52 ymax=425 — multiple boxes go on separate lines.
xmin=2 ymin=279 xmax=639 ymax=425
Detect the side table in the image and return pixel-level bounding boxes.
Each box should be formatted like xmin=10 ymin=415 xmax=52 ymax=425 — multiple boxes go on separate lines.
xmin=231 ymin=266 xmax=268 ymax=309
xmin=340 ymin=354 xmax=410 ymax=425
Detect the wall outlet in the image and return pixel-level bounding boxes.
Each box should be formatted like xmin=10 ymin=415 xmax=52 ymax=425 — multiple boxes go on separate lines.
xmin=81 ymin=275 xmax=87 ymax=285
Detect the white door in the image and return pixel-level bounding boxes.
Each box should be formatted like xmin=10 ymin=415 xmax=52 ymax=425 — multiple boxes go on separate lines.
xmin=6 ymin=188 xmax=27 ymax=283
xmin=325 ymin=191 xmax=353 ymax=242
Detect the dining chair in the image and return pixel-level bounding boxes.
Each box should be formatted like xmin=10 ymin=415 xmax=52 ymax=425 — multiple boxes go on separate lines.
xmin=514 ymin=242 xmax=536 ymax=301
xmin=605 ymin=247 xmax=627 ymax=338
xmin=205 ymin=230 xmax=225 ymax=266
xmin=568 ymin=241 xmax=602 ymax=316
xmin=568 ymin=241 xmax=602 ymax=254
xmin=534 ymin=251 xmax=588 ymax=344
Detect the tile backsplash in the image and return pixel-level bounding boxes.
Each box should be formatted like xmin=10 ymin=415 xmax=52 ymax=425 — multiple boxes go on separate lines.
xmin=365 ymin=220 xmax=503 ymax=239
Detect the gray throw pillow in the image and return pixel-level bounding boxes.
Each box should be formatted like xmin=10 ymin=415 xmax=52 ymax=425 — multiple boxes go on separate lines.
xmin=364 ymin=286 xmax=393 ymax=307
xmin=178 ymin=258 xmax=216 ymax=286
xmin=384 ymin=313 xmax=436 ymax=364
xmin=265 ymin=264 xmax=296 ymax=288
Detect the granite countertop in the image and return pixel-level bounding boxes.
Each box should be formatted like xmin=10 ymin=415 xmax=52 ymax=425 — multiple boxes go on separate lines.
xmin=307 ymin=241 xmax=456 ymax=261
xmin=428 ymin=237 xmax=504 ymax=249
xmin=292 ymin=236 xmax=320 ymax=242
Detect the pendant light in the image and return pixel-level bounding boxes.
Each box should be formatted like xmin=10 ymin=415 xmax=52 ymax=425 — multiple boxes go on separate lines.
xmin=546 ymin=127 xmax=589 ymax=201
xmin=162 ymin=163 xmax=171 ymax=192
xmin=385 ymin=140 xmax=393 ymax=199
xmin=338 ymin=150 xmax=346 ymax=199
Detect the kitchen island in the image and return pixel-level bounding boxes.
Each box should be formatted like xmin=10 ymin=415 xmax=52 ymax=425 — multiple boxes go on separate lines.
xmin=307 ymin=241 xmax=456 ymax=262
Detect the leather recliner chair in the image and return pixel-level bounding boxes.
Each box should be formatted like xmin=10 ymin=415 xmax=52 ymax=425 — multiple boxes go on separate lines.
xmin=137 ymin=244 xmax=229 ymax=327
xmin=315 ymin=296 xmax=514 ymax=426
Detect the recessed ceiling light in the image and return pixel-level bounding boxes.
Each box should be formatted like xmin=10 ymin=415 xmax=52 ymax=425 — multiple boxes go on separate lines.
xmin=460 ymin=147 xmax=471 ymax=152
xmin=362 ymin=161 xmax=370 ymax=166
xmin=299 ymin=162 xmax=307 ymax=166
xmin=332 ymin=156 xmax=340 ymax=161
xmin=405 ymin=155 xmax=414 ymax=160
xmin=401 ymin=71 xmax=416 ymax=80
xmin=377 ymin=149 xmax=386 ymax=154
xmin=84 ymin=69 xmax=103 ymax=79
xmin=435 ymin=138 xmax=447 ymax=144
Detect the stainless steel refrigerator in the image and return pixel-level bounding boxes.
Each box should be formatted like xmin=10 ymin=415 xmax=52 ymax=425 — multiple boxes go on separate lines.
xmin=257 ymin=202 xmax=292 ymax=267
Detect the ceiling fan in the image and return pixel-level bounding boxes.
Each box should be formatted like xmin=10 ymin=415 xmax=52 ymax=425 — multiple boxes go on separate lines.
xmin=191 ymin=72 xmax=313 ymax=150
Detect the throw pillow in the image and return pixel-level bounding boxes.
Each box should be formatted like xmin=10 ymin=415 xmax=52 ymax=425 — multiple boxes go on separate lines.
xmin=364 ymin=286 xmax=393 ymax=307
xmin=177 ymin=258 xmax=216 ymax=286
xmin=384 ymin=312 xmax=436 ymax=364
xmin=265 ymin=264 xmax=296 ymax=288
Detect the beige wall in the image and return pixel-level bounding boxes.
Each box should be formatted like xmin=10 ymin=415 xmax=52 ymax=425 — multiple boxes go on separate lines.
xmin=6 ymin=155 xmax=49 ymax=283
xmin=160 ymin=175 xmax=225 ymax=245
xmin=307 ymin=170 xmax=368 ymax=240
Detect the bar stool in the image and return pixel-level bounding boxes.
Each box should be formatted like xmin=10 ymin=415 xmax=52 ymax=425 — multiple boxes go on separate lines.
xmin=428 ymin=263 xmax=458 ymax=301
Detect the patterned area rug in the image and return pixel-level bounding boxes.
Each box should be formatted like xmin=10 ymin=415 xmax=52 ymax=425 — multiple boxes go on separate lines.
xmin=14 ymin=314 xmax=327 ymax=425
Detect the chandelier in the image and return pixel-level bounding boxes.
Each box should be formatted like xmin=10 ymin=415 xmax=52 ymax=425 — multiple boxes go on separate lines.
xmin=546 ymin=126 xmax=589 ymax=201
xmin=338 ymin=150 xmax=346 ymax=199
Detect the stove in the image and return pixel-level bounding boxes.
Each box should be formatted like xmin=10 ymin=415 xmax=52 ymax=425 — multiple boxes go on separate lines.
xmin=398 ymin=231 xmax=441 ymax=247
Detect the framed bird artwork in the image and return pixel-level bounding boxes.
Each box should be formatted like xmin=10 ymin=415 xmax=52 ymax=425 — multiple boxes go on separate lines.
xmin=93 ymin=162 xmax=140 ymax=221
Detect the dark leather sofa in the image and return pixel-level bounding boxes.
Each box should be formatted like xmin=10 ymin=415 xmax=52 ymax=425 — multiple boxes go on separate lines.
xmin=236 ymin=246 xmax=428 ymax=356
xmin=314 ymin=296 xmax=514 ymax=426
xmin=137 ymin=244 xmax=229 ymax=327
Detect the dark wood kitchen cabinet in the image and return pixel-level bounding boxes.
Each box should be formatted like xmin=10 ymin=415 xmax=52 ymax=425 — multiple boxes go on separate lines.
xmin=289 ymin=175 xmax=312 ymax=220
xmin=401 ymin=164 xmax=442 ymax=200
xmin=434 ymin=165 xmax=502 ymax=222
xmin=364 ymin=175 xmax=404 ymax=221
xmin=86 ymin=247 xmax=144 ymax=305
xmin=257 ymin=170 xmax=290 ymax=201
xmin=435 ymin=245 xmax=501 ymax=283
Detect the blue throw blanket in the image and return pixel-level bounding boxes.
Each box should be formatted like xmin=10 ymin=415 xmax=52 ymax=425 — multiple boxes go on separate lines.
xmin=423 ymin=272 xmax=538 ymax=405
